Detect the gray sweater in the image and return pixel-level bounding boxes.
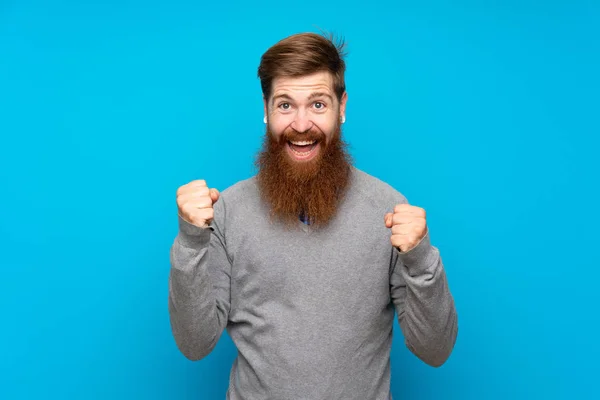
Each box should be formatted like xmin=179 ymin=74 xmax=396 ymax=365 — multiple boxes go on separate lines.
xmin=168 ymin=167 xmax=458 ymax=399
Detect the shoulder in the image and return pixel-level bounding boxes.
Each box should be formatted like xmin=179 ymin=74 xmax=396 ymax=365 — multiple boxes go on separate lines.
xmin=214 ymin=175 xmax=260 ymax=216
xmin=349 ymin=167 xmax=408 ymax=209
xmin=219 ymin=175 xmax=258 ymax=201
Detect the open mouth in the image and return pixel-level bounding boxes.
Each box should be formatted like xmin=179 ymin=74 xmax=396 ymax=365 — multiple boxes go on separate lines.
xmin=286 ymin=139 xmax=319 ymax=161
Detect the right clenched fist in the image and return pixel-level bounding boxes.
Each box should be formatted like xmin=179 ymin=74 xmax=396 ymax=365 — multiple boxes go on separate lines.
xmin=176 ymin=180 xmax=220 ymax=228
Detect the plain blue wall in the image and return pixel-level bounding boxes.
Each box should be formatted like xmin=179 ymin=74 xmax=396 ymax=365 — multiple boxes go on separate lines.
xmin=1 ymin=1 xmax=598 ymax=399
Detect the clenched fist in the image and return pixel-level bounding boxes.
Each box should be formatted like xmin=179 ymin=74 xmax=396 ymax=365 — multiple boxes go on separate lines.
xmin=176 ymin=180 xmax=220 ymax=228
xmin=384 ymin=204 xmax=428 ymax=253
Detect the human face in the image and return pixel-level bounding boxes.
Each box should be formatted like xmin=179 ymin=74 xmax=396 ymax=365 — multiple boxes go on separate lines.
xmin=263 ymin=71 xmax=347 ymax=163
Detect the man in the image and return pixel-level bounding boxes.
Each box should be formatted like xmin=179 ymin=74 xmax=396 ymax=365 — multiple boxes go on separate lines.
xmin=169 ymin=32 xmax=458 ymax=399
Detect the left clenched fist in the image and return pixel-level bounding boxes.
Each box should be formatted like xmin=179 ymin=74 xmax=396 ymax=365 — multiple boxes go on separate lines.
xmin=384 ymin=204 xmax=428 ymax=253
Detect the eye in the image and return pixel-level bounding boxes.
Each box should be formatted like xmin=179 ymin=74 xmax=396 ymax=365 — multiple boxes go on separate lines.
xmin=278 ymin=102 xmax=291 ymax=110
xmin=313 ymin=101 xmax=326 ymax=110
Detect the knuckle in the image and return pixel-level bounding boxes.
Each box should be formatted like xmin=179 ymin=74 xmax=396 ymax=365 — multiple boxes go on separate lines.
xmin=180 ymin=203 xmax=192 ymax=216
xmin=189 ymin=208 xmax=203 ymax=220
xmin=200 ymin=196 xmax=213 ymax=208
xmin=177 ymin=190 xmax=188 ymax=201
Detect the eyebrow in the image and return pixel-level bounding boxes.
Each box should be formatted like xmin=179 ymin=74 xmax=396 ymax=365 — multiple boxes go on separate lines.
xmin=271 ymin=92 xmax=334 ymax=104
xmin=308 ymin=92 xmax=334 ymax=102
xmin=271 ymin=93 xmax=293 ymax=104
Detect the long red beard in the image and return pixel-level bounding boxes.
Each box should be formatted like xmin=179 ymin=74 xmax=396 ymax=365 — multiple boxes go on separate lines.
xmin=255 ymin=122 xmax=352 ymax=228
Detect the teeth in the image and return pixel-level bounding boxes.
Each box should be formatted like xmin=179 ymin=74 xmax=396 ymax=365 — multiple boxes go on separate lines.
xmin=290 ymin=140 xmax=316 ymax=146
xmin=291 ymin=148 xmax=314 ymax=156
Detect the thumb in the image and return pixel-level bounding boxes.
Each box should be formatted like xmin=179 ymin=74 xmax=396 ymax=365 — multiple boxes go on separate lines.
xmin=209 ymin=188 xmax=220 ymax=204
xmin=384 ymin=212 xmax=393 ymax=228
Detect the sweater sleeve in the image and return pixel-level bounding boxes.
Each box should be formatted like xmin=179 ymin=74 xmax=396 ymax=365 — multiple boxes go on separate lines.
xmin=389 ymin=230 xmax=458 ymax=367
xmin=168 ymin=201 xmax=232 ymax=361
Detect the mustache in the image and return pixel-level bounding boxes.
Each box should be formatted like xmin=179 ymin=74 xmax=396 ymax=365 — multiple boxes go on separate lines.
xmin=278 ymin=127 xmax=327 ymax=145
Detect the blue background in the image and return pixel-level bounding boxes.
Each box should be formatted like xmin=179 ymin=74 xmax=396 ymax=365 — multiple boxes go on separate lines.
xmin=1 ymin=1 xmax=598 ymax=399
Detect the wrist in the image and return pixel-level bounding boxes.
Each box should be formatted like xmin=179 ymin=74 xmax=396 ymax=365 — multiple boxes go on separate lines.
xmin=177 ymin=214 xmax=212 ymax=247
xmin=396 ymin=231 xmax=437 ymax=276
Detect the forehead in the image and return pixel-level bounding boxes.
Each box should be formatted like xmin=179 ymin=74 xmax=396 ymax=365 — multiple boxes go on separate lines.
xmin=271 ymin=71 xmax=334 ymax=100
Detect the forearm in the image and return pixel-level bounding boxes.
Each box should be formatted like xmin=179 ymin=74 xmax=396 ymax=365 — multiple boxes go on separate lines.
xmin=396 ymin=233 xmax=458 ymax=367
xmin=168 ymin=220 xmax=229 ymax=361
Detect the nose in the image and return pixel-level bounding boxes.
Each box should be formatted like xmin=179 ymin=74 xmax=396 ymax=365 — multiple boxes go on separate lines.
xmin=291 ymin=108 xmax=313 ymax=133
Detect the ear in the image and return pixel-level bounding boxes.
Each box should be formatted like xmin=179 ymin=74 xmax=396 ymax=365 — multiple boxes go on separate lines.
xmin=263 ymin=96 xmax=268 ymax=120
xmin=339 ymin=91 xmax=348 ymax=121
